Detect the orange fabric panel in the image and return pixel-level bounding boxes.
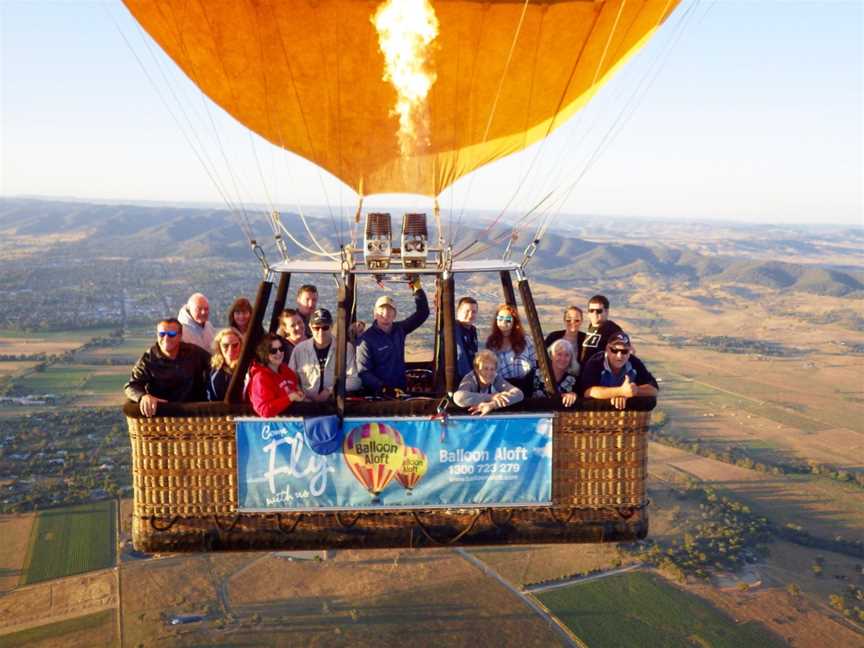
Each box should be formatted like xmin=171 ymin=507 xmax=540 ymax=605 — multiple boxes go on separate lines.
xmin=123 ymin=0 xmax=680 ymax=197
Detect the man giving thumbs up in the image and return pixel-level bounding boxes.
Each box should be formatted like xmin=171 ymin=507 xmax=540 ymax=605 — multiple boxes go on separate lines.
xmin=580 ymin=332 xmax=658 ymax=410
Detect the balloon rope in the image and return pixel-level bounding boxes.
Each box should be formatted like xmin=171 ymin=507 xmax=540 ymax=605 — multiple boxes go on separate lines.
xmin=467 ymin=0 xmax=625 ymax=254
xmin=266 ymin=1 xmax=345 ymax=252
xmin=451 ymin=0 xmax=531 ymax=245
xmin=528 ymin=0 xmax=702 ymax=250
xmin=165 ymin=0 xmax=259 ymax=244
xmin=104 ymin=4 xmax=256 ymax=247
xmin=471 ymin=0 xmax=695 ymax=262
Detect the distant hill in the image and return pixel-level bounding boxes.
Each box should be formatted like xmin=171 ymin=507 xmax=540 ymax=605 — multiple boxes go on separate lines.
xmin=1 ymin=198 xmax=861 ymax=298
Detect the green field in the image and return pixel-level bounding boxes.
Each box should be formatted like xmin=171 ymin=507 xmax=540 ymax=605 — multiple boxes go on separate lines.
xmin=21 ymin=500 xmax=117 ymax=585
xmin=13 ymin=364 xmax=127 ymax=398
xmin=537 ymin=571 xmax=785 ymax=648
xmin=0 ymin=328 xmax=115 ymax=341
xmin=0 ymin=610 xmax=113 ymax=648
xmin=81 ymin=372 xmax=127 ymax=394
xmin=75 ymin=334 xmax=153 ymax=364
xmin=650 ymin=361 xmax=830 ymax=434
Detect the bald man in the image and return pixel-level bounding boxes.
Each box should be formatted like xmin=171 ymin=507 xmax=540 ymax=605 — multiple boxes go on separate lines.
xmin=177 ymin=292 xmax=216 ymax=351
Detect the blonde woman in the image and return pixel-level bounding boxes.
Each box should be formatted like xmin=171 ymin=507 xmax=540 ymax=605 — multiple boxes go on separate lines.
xmin=454 ymin=349 xmax=523 ymax=416
xmin=207 ymin=328 xmax=241 ymax=401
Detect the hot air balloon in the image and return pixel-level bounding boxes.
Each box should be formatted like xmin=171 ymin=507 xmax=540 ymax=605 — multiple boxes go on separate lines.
xmin=122 ymin=0 xmax=680 ymax=198
xmin=122 ymin=0 xmax=673 ymax=552
xmin=342 ymin=422 xmax=406 ymax=502
xmin=396 ymin=446 xmax=428 ymax=494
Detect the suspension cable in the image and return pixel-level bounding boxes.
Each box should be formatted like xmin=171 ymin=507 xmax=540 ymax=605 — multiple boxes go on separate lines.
xmin=105 ymin=4 xmax=257 ymax=248
xmin=464 ymin=0 xmax=696 ymax=262
xmin=450 ymin=0 xmax=531 ymax=245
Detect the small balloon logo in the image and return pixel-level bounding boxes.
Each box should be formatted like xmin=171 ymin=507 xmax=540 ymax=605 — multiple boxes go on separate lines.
xmin=396 ymin=446 xmax=428 ymax=494
xmin=343 ymin=422 xmax=405 ymax=501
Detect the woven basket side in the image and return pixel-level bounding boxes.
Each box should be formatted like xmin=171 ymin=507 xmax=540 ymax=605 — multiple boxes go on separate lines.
xmin=553 ymin=410 xmax=649 ymax=507
xmin=128 ymin=416 xmax=238 ymax=517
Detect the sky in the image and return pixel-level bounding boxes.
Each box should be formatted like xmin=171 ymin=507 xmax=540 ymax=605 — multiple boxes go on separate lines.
xmin=1 ymin=0 xmax=862 ymax=227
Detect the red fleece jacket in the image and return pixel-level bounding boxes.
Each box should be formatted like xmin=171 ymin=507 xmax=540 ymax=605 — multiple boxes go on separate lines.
xmin=245 ymin=362 xmax=300 ymax=418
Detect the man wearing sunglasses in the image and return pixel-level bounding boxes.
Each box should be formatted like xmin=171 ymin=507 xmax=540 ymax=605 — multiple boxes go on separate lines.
xmin=288 ymin=308 xmax=361 ymax=402
xmin=580 ymin=294 xmax=622 ymax=366
xmin=580 ymin=332 xmax=658 ymax=410
xmin=124 ymin=318 xmax=211 ymax=417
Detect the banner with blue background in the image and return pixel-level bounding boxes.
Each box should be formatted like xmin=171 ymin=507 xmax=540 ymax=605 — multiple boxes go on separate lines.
xmin=236 ymin=414 xmax=553 ymax=511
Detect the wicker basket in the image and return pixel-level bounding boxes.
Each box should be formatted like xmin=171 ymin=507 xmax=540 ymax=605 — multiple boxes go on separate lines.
xmin=127 ymin=403 xmax=651 ymax=552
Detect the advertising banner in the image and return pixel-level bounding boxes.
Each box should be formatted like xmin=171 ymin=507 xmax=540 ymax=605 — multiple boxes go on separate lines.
xmin=236 ymin=414 xmax=553 ymax=511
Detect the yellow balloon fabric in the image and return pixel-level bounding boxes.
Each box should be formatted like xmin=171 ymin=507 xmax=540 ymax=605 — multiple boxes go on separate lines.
xmin=123 ymin=0 xmax=680 ymax=197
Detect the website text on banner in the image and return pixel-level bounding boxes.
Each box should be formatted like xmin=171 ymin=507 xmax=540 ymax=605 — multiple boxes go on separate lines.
xmin=236 ymin=415 xmax=553 ymax=511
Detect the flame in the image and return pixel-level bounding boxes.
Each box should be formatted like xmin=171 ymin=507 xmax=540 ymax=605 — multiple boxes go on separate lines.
xmin=373 ymin=0 xmax=439 ymax=157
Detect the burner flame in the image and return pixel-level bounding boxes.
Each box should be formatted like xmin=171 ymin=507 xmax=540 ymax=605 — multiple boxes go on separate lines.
xmin=373 ymin=0 xmax=439 ymax=157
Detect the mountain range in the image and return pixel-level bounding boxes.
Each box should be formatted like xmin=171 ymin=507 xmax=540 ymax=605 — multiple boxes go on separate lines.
xmin=1 ymin=198 xmax=861 ymax=297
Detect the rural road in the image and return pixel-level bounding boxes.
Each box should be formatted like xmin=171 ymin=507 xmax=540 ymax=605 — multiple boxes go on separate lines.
xmin=454 ymin=547 xmax=585 ymax=648
xmin=523 ymin=562 xmax=644 ymax=594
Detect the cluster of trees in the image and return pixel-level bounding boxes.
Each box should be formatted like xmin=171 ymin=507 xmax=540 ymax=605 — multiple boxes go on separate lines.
xmin=621 ymin=483 xmax=772 ymax=583
xmin=774 ymin=523 xmax=864 ymax=560
xmin=0 ymin=408 xmax=130 ymax=513
xmin=693 ymin=335 xmax=793 ymax=357
xmin=828 ymin=583 xmax=864 ymax=622
xmin=650 ymin=413 xmax=864 ymax=490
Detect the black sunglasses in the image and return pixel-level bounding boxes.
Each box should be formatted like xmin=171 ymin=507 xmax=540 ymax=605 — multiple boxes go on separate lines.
xmin=609 ymin=347 xmax=630 ymax=356
xmin=588 ymin=308 xmax=604 ymax=314
xmin=269 ymin=346 xmax=284 ymax=354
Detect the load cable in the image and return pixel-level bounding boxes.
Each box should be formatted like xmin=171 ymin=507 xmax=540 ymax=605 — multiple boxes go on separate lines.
xmin=449 ymin=0 xmax=532 ymax=247
xmin=105 ymin=5 xmax=257 ymax=249
xmin=461 ymin=0 xmax=620 ymax=255
xmin=465 ymin=0 xmax=699 ymax=262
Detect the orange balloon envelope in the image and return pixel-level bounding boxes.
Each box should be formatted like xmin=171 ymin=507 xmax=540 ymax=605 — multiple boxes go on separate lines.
xmin=396 ymin=446 xmax=428 ymax=493
xmin=123 ymin=0 xmax=680 ymax=197
xmin=342 ymin=422 xmax=406 ymax=497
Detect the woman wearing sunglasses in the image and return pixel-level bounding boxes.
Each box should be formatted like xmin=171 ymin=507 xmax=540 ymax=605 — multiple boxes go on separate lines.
xmin=485 ymin=304 xmax=537 ymax=394
xmin=206 ymin=328 xmax=242 ymax=401
xmin=245 ymin=333 xmax=305 ymax=417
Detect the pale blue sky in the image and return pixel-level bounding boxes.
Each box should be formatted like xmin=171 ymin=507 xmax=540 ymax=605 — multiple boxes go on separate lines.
xmin=1 ymin=0 xmax=861 ymax=226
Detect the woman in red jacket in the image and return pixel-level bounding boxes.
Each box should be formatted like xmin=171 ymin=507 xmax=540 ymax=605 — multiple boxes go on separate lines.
xmin=246 ymin=334 xmax=304 ymax=417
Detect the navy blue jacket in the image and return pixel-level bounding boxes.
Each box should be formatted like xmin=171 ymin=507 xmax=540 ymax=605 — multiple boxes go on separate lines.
xmin=455 ymin=322 xmax=478 ymax=380
xmin=356 ymin=289 xmax=430 ymax=393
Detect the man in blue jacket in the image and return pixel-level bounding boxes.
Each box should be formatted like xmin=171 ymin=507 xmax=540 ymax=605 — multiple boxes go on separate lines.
xmin=356 ymin=277 xmax=429 ymax=395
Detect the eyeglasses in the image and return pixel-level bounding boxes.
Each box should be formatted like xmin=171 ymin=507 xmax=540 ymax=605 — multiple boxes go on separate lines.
xmin=269 ymin=347 xmax=284 ymax=354
xmin=496 ymin=316 xmax=513 ymax=323
xmin=157 ymin=330 xmax=178 ymax=338
xmin=588 ymin=308 xmax=604 ymax=314
xmin=221 ymin=341 xmax=240 ymax=349
xmin=311 ymin=325 xmax=330 ymax=332
xmin=609 ymin=347 xmax=630 ymax=356
xmin=565 ymin=318 xmax=581 ymax=323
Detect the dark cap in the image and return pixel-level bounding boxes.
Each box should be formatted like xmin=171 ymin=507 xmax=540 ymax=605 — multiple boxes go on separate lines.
xmin=310 ymin=308 xmax=333 ymax=326
xmin=606 ymin=331 xmax=632 ymax=348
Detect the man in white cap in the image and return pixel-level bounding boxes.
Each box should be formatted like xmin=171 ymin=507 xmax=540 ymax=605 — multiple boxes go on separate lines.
xmin=177 ymin=292 xmax=215 ymax=351
xmin=356 ymin=277 xmax=429 ymax=395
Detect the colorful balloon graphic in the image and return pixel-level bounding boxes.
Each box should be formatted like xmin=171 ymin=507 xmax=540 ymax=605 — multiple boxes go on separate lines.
xmin=343 ymin=422 xmax=406 ymax=501
xmin=396 ymin=446 xmax=428 ymax=494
